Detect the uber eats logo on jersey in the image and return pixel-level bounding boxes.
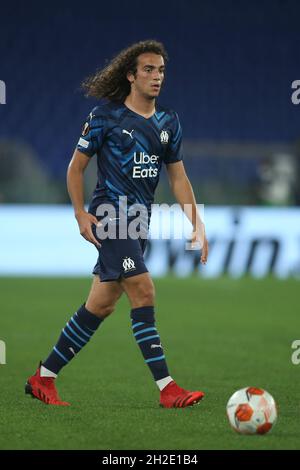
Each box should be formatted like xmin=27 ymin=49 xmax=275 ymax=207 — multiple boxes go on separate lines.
xmin=132 ymin=152 xmax=159 ymax=178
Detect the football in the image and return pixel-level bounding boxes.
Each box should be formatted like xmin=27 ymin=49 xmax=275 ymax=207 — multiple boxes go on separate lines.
xmin=226 ymin=387 xmax=277 ymax=435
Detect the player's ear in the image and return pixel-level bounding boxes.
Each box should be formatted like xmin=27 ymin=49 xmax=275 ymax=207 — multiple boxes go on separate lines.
xmin=126 ymin=71 xmax=135 ymax=84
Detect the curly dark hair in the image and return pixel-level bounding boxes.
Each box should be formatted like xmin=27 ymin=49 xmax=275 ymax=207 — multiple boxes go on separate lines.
xmin=82 ymin=39 xmax=168 ymax=102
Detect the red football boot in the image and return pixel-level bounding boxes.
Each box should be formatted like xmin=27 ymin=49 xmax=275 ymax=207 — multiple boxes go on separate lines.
xmin=25 ymin=362 xmax=70 ymax=406
xmin=160 ymin=381 xmax=204 ymax=408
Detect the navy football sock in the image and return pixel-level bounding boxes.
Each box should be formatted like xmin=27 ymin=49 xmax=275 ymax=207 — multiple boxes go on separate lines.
xmin=42 ymin=304 xmax=104 ymax=375
xmin=131 ymin=306 xmax=170 ymax=381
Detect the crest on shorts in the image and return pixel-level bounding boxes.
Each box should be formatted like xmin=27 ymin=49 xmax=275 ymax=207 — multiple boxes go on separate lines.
xmin=122 ymin=257 xmax=136 ymax=273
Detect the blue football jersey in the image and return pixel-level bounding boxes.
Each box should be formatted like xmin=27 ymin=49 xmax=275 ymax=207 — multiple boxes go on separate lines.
xmin=76 ymin=100 xmax=183 ymax=217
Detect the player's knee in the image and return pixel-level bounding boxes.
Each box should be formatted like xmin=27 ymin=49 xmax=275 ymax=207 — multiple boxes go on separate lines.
xmin=87 ymin=303 xmax=115 ymax=319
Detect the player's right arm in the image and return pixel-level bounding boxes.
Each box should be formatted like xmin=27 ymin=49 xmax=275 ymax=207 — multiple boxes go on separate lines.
xmin=67 ymin=149 xmax=100 ymax=247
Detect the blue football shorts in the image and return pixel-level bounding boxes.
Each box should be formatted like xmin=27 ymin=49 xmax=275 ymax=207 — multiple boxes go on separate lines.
xmin=91 ymin=218 xmax=148 ymax=282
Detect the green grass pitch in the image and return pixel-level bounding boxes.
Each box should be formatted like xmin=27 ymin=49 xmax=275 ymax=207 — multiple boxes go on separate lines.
xmin=0 ymin=276 xmax=299 ymax=450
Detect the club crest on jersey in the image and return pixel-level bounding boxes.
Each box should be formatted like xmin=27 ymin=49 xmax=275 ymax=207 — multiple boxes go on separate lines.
xmin=160 ymin=130 xmax=169 ymax=144
xmin=82 ymin=122 xmax=90 ymax=136
xmin=122 ymin=257 xmax=136 ymax=273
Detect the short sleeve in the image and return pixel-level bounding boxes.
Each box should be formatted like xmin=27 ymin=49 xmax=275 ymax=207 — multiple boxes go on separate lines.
xmin=164 ymin=112 xmax=183 ymax=164
xmin=76 ymin=108 xmax=106 ymax=157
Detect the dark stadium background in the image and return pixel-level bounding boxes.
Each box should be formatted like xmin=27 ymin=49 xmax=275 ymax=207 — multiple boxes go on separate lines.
xmin=1 ymin=0 xmax=299 ymax=205
xmin=0 ymin=0 xmax=300 ymax=451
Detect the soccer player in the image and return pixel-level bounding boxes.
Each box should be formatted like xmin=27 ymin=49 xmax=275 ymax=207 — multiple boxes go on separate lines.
xmin=25 ymin=40 xmax=209 ymax=408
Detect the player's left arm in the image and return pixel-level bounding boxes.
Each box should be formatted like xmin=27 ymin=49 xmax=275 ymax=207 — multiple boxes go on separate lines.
xmin=166 ymin=161 xmax=208 ymax=264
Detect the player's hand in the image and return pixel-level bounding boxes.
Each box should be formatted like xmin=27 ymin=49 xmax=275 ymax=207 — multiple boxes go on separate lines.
xmin=75 ymin=210 xmax=101 ymax=247
xmin=191 ymin=224 xmax=209 ymax=265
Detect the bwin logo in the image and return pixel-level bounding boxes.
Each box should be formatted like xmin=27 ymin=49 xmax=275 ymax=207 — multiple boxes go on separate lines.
xmin=160 ymin=130 xmax=169 ymax=144
xmin=0 ymin=340 xmax=6 ymax=364
xmin=122 ymin=257 xmax=136 ymax=272
xmin=0 ymin=80 xmax=6 ymax=104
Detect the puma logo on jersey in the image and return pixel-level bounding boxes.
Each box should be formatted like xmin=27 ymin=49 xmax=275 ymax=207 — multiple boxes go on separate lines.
xmin=122 ymin=129 xmax=134 ymax=139
xmin=151 ymin=343 xmax=163 ymax=349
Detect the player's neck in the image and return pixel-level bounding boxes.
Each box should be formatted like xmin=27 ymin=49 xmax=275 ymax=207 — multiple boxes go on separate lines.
xmin=124 ymin=93 xmax=156 ymax=119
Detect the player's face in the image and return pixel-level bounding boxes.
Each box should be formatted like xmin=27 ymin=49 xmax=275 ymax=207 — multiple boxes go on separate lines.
xmin=129 ymin=53 xmax=165 ymax=100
